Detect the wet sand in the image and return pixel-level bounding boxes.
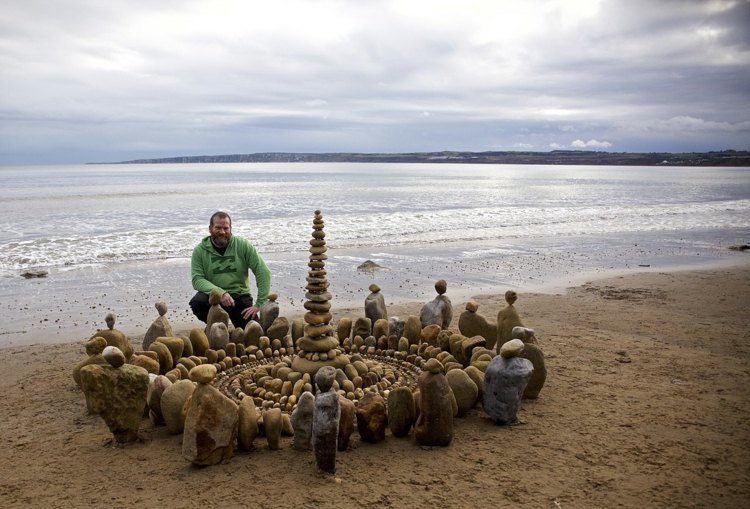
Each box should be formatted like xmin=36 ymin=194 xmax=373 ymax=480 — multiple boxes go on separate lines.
xmin=0 ymin=266 xmax=748 ymax=508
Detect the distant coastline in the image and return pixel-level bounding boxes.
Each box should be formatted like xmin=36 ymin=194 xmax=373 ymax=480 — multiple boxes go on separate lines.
xmin=94 ymin=149 xmax=750 ymax=166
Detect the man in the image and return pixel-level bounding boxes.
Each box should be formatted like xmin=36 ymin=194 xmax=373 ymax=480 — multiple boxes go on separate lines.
xmin=189 ymin=211 xmax=271 ymax=329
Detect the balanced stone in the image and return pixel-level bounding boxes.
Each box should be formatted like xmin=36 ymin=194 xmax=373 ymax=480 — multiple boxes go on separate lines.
xmin=312 ymin=387 xmax=340 ymax=473
xmin=415 ymin=364 xmax=453 ymax=446
xmin=266 ymin=316 xmax=290 ymax=341
xmin=388 ymin=317 xmax=405 ymax=341
xmin=80 ymin=364 xmax=149 ymax=443
xmin=237 ymin=397 xmax=259 ymax=451
xmin=365 ymin=283 xmax=387 ymax=323
xmin=500 ymin=338 xmax=525 ymax=358
xmin=182 ymin=382 xmax=239 ymax=465
xmin=147 ymin=375 xmax=172 ymax=424
xmin=91 ymin=314 xmax=133 ymax=360
xmin=156 ymin=336 xmax=184 ymax=363
xmin=403 ymin=316 xmax=422 ymax=345
xmin=496 ymin=290 xmax=524 ymax=351
xmin=189 ymin=364 xmax=217 ymax=384
xmin=102 ymin=346 xmax=126 ymax=368
xmin=259 ymin=292 xmax=280 ymax=333
xmin=512 ymin=326 xmax=537 ymax=344
xmin=351 ymin=317 xmax=372 ymax=339
xmin=243 ymin=321 xmax=263 ymax=348
xmin=189 ymin=327 xmax=209 ymax=356
xmin=148 ymin=341 xmax=173 ymax=375
xmin=337 ymin=395 xmax=356 ymax=452
xmin=205 ymin=287 xmax=229 ymax=336
xmin=420 ymin=280 xmax=453 ymax=329
xmin=264 ymin=407 xmax=283 ymax=450
xmin=483 ymin=354 xmax=534 ymax=425
xmin=356 ymin=392 xmax=387 ymax=443
xmin=291 ymin=391 xmax=315 ymax=450
xmin=387 ymin=386 xmax=416 ymax=437
xmin=143 ymin=302 xmax=173 ymax=351
xmin=373 ymin=318 xmax=389 ymax=341
xmin=161 ymin=379 xmax=195 ymax=434
xmin=518 ymin=342 xmax=546 ymax=399
xmin=458 ymin=300 xmax=498 ymax=350
xmin=209 ymin=322 xmax=229 ymax=350
xmin=445 ymin=368 xmax=478 ymax=417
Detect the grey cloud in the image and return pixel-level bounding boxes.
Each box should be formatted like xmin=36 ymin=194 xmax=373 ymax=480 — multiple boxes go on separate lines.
xmin=0 ymin=0 xmax=748 ymax=163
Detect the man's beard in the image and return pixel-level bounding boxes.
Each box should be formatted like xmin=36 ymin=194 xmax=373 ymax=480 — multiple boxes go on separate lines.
xmin=211 ymin=234 xmax=230 ymax=248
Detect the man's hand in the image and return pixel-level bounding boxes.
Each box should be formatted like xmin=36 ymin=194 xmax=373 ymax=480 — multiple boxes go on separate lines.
xmin=241 ymin=305 xmax=260 ymax=321
xmin=220 ymin=292 xmax=235 ymax=307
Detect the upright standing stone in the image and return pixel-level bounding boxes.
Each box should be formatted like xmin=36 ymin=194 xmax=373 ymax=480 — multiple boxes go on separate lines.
xmin=182 ymin=364 xmax=239 ymax=465
xmin=414 ymin=358 xmax=453 ymax=446
xmin=291 ymin=391 xmax=315 ymax=450
xmin=205 ymin=287 xmax=229 ymax=335
xmin=312 ymin=366 xmax=340 ymax=473
xmin=364 ymin=283 xmax=387 ymax=323
xmin=518 ymin=342 xmax=546 ymax=399
xmin=209 ymin=322 xmax=229 ymax=351
xmin=337 ymin=395 xmax=356 ymax=452
xmin=356 ymin=392 xmax=387 ymax=443
xmin=445 ymin=368 xmax=478 ymax=417
xmin=147 ymin=375 xmax=172 ymax=425
xmin=161 ymin=379 xmax=196 ymax=434
xmin=403 ymin=315 xmax=422 ymax=346
xmin=263 ymin=408 xmax=283 ymax=450
xmin=243 ymin=321 xmax=263 ymax=348
xmin=496 ymin=290 xmax=524 ymax=352
xmin=483 ymin=341 xmax=534 ymax=425
xmin=189 ymin=327 xmax=210 ymax=356
xmin=237 ymin=397 xmax=259 ymax=451
xmin=387 ymin=387 xmax=416 ymax=437
xmin=259 ymin=292 xmax=280 ymax=333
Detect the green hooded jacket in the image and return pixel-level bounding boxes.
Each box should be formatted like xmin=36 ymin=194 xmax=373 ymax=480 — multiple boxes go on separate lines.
xmin=191 ymin=235 xmax=271 ymax=306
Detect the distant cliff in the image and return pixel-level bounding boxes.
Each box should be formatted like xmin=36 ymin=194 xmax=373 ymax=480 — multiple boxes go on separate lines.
xmin=100 ymin=149 xmax=750 ymax=166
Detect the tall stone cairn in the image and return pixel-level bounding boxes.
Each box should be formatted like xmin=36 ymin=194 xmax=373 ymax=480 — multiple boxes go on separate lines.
xmin=291 ymin=210 xmax=350 ymax=375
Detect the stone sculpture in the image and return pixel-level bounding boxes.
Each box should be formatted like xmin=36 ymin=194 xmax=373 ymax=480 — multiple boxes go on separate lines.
xmin=79 ymin=347 xmax=149 ymax=444
xmin=483 ymin=339 xmax=534 ymax=425
xmin=496 ymin=290 xmax=524 ymax=352
xmin=419 ymin=280 xmax=453 ymax=329
xmin=291 ymin=210 xmax=349 ymax=375
xmin=414 ymin=358 xmax=453 ymax=446
xmin=312 ymin=366 xmax=340 ymax=473
xmin=364 ymin=283 xmax=387 ymax=323
xmin=143 ymin=302 xmax=173 ymax=351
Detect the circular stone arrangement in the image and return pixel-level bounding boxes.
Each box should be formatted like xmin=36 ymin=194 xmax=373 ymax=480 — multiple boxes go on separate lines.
xmin=209 ymin=210 xmax=428 ymax=413
xmin=213 ymin=347 xmax=423 ymax=412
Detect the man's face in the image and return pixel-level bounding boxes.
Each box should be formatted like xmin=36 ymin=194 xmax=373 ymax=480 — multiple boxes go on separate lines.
xmin=209 ymin=217 xmax=232 ymax=248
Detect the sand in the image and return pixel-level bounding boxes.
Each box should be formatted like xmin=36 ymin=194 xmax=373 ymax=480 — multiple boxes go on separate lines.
xmin=0 ymin=266 xmax=748 ymax=508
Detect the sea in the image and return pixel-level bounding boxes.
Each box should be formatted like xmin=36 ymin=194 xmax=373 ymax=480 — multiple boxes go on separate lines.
xmin=1 ymin=162 xmax=749 ymax=345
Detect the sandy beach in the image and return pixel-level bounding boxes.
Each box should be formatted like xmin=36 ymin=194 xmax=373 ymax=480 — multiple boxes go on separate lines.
xmin=0 ymin=265 xmax=748 ymax=508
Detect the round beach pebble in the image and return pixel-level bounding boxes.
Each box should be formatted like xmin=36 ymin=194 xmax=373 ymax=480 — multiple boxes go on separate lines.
xmin=189 ymin=364 xmax=217 ymax=384
xmin=85 ymin=336 xmax=108 ymax=356
xmin=499 ymin=338 xmax=525 ymax=358
xmin=102 ymin=346 xmax=126 ymax=368
xmin=424 ymin=358 xmax=443 ymax=374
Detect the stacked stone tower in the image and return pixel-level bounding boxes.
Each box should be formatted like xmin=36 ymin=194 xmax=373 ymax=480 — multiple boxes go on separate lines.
xmin=291 ymin=210 xmax=350 ymax=375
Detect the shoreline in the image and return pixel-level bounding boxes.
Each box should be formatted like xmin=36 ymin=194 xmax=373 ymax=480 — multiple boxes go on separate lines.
xmin=2 ymin=255 xmax=748 ymax=349
xmin=0 ymin=266 xmax=748 ymax=507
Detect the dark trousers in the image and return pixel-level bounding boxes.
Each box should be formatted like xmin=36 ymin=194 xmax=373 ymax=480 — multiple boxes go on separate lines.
xmin=189 ymin=292 xmax=255 ymax=330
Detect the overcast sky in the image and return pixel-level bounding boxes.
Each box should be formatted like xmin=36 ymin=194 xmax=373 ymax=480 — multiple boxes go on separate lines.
xmin=1 ymin=0 xmax=749 ymax=164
